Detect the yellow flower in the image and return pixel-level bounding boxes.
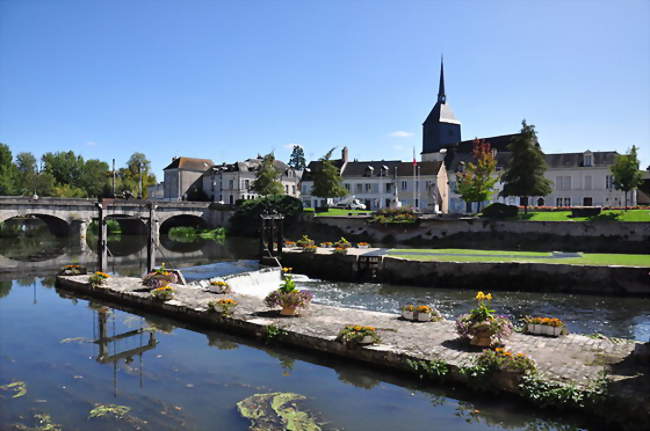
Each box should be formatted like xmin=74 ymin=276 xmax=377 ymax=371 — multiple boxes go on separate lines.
xmin=476 ymin=291 xmax=485 ymax=300
xmin=485 ymin=293 xmax=493 ymax=301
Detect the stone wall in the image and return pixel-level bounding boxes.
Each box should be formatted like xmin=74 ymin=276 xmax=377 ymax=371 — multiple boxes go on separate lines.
xmin=280 ymin=251 xmax=650 ymax=296
xmin=295 ymin=216 xmax=650 ymax=253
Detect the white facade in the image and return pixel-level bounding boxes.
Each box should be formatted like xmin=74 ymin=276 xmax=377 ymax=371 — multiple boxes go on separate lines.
xmin=202 ymin=158 xmax=300 ymax=204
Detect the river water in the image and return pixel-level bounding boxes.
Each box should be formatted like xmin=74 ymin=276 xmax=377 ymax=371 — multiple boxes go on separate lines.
xmin=1 ymin=230 xmax=646 ymax=430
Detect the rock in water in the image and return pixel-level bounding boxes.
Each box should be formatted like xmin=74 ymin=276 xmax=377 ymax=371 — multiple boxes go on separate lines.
xmin=236 ymin=392 xmax=321 ymax=431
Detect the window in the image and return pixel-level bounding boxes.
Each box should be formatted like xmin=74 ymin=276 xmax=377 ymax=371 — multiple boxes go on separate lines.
xmin=583 ymin=197 xmax=593 ymax=206
xmin=229 ymin=180 xmax=234 ymax=189
xmin=285 ymin=184 xmax=289 ymax=193
xmin=556 ymin=176 xmax=572 ymax=191
xmin=401 ymin=180 xmax=408 ymax=191
xmin=385 ymin=199 xmax=391 ymax=208
xmin=344 ymin=183 xmax=350 ymax=192
xmin=372 ymin=183 xmax=379 ymax=193
xmin=584 ymin=154 xmax=593 ymax=167
xmin=385 ymin=183 xmax=392 ymax=193
xmin=229 ymin=195 xmax=233 ymax=204
xmin=584 ymin=175 xmax=592 ymax=190
xmin=244 ymin=179 xmax=250 ymax=189
xmin=356 ymin=184 xmax=363 ymax=193
xmin=563 ymin=197 xmax=571 ymax=206
xmin=365 ymin=183 xmax=372 ymax=193
xmin=556 ymin=197 xmax=563 ymax=207
xmin=292 ymin=185 xmax=296 ymax=194
xmin=537 ymin=198 xmax=545 ymax=206
xmin=302 ymin=184 xmax=310 ymax=194
xmin=606 ymin=175 xmax=614 ymax=190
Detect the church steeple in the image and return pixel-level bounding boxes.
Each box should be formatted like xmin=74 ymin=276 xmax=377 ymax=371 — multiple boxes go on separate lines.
xmin=437 ymin=56 xmax=446 ymax=104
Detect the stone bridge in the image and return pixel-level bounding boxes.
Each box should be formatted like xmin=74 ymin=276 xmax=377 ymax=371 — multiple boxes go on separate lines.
xmin=0 ymin=197 xmax=234 ymax=247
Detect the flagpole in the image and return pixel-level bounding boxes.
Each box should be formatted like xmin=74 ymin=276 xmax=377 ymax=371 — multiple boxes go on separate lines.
xmin=412 ymin=148 xmax=416 ymax=209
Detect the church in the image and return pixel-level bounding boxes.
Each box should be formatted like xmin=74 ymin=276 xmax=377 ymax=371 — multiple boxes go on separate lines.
xmin=420 ymin=60 xmax=634 ymax=213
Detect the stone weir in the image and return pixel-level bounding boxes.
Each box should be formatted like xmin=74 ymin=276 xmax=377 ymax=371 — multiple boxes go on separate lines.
xmin=280 ymin=248 xmax=650 ymax=296
xmin=55 ymin=271 xmax=649 ymax=430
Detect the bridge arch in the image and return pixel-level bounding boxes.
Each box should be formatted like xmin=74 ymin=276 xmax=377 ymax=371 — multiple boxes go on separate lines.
xmin=159 ymin=214 xmax=208 ymax=235
xmin=0 ymin=213 xmax=70 ymax=237
xmin=104 ymin=214 xmax=147 ymax=236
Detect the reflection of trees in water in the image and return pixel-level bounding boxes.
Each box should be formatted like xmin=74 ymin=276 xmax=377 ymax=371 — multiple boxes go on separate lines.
xmin=158 ymin=235 xmax=258 ymax=260
xmin=86 ymin=233 xmax=147 ymax=257
xmin=159 ymin=234 xmax=207 ymax=253
xmin=0 ymin=280 xmax=11 ymax=299
xmin=0 ymin=233 xmax=69 ymax=261
xmin=205 ymin=331 xmax=239 ymax=351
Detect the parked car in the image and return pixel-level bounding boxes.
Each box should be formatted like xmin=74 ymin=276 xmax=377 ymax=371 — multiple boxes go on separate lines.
xmin=334 ymin=198 xmax=367 ymax=210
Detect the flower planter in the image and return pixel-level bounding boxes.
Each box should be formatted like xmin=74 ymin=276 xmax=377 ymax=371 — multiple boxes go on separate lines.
xmin=280 ymin=306 xmax=298 ymax=316
xmin=357 ymin=245 xmax=369 ymax=249
xmin=492 ymin=369 xmax=524 ymax=392
xmin=302 ymin=247 xmax=317 ymax=254
xmin=526 ymin=324 xmax=563 ymax=337
xmin=469 ymin=323 xmax=494 ymax=347
xmin=401 ymin=311 xmax=433 ymax=322
xmin=356 ymin=335 xmax=375 ymax=345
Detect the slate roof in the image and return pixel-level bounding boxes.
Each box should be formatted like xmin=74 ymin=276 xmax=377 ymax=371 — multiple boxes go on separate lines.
xmin=301 ymin=159 xmax=443 ymax=181
xmin=544 ymin=152 xmax=618 ymax=169
xmin=211 ymin=157 xmax=292 ymax=175
xmin=423 ymin=102 xmax=460 ymax=125
xmin=164 ymin=157 xmax=214 ymax=171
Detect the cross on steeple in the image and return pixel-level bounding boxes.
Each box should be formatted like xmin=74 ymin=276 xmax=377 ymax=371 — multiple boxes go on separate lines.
xmin=438 ymin=56 xmax=446 ymax=104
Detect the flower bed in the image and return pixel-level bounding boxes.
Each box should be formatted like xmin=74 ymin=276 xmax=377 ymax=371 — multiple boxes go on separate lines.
xmin=456 ymin=292 xmax=512 ymax=347
xmin=524 ymin=317 xmax=567 ymax=337
xmin=401 ymin=304 xmax=442 ymax=322
xmin=334 ymin=237 xmax=351 ymax=249
xmin=88 ymin=271 xmax=110 ymax=288
xmin=284 ymin=241 xmax=296 ymax=248
xmin=302 ymin=244 xmax=317 ymax=253
xmin=356 ymin=242 xmax=370 ymax=249
xmin=474 ymin=348 xmax=537 ymax=391
xmin=208 ymin=298 xmax=238 ymax=316
xmin=332 ymin=246 xmax=348 ymax=255
xmin=336 ymin=325 xmax=380 ymax=345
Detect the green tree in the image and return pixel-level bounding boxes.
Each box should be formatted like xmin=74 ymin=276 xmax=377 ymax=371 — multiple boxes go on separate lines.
xmin=0 ymin=143 xmax=17 ymax=195
xmin=252 ymin=153 xmax=284 ymax=196
xmin=610 ymin=145 xmax=643 ymax=209
xmin=52 ymin=183 xmax=86 ymax=197
xmin=500 ymin=120 xmax=552 ymax=214
xmin=311 ymin=148 xmax=347 ymax=204
xmin=288 ymin=145 xmax=306 ymax=170
xmin=42 ymin=151 xmax=85 ymax=186
xmin=14 ymin=152 xmax=37 ymax=195
xmin=80 ymin=159 xmax=110 ymax=197
xmin=456 ymin=139 xmax=499 ymax=212
xmin=118 ymin=153 xmax=156 ymax=198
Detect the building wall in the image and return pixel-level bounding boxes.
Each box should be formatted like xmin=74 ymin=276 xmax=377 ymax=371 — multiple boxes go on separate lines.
xmin=163 ymin=169 xmax=206 ymax=201
xmin=202 ymin=170 xmax=300 ymax=204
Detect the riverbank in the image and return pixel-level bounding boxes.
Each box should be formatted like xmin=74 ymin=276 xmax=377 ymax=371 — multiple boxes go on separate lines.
xmin=280 ymin=248 xmax=650 ymax=296
xmin=55 ymin=272 xmax=649 ymax=430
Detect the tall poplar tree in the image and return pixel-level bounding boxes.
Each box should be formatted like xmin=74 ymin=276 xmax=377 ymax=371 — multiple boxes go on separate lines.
xmin=610 ymin=145 xmax=642 ymax=209
xmin=252 ymin=153 xmax=284 ymax=196
xmin=500 ymin=120 xmax=552 ymax=214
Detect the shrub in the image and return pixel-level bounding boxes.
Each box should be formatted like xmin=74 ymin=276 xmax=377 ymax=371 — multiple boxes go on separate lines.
xmin=370 ymin=207 xmax=417 ymax=224
xmin=475 ymin=348 xmax=537 ymax=375
xmin=481 ymin=203 xmax=518 ymax=219
xmin=229 ymin=195 xmax=303 ymax=236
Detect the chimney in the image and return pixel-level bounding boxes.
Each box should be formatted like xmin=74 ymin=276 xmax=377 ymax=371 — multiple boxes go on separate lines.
xmin=341 ymin=146 xmax=349 ymax=163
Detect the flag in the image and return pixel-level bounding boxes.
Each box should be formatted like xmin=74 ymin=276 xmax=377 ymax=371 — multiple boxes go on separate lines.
xmin=412 ymin=147 xmax=417 ymax=166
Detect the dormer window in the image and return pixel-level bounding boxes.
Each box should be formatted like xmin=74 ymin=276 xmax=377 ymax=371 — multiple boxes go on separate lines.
xmin=583 ymin=151 xmax=593 ymax=167
xmin=365 ymin=166 xmax=374 ymax=177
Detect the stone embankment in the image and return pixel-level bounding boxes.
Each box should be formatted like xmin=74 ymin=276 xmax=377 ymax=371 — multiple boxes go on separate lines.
xmin=294 ymin=215 xmax=650 ymax=254
xmin=56 ymin=271 xmax=649 ymax=430
xmin=280 ymin=248 xmax=650 ymax=296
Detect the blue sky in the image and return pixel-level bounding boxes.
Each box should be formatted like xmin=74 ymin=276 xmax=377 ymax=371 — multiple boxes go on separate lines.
xmin=1 ymin=0 xmax=648 ymax=179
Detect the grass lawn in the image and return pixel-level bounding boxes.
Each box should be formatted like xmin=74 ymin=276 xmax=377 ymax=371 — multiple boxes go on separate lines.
xmin=514 ymin=209 xmax=650 ymax=222
xmin=303 ymin=208 xmax=372 ymax=217
xmin=388 ymin=248 xmax=650 ymax=267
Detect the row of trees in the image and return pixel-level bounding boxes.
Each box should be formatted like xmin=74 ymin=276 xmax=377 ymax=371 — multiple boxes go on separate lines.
xmin=456 ymin=120 xmax=644 ymax=212
xmin=0 ymin=143 xmax=156 ymax=198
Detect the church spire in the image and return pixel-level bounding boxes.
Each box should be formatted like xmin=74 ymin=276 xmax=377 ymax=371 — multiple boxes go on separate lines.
xmin=437 ymin=56 xmax=446 ymax=104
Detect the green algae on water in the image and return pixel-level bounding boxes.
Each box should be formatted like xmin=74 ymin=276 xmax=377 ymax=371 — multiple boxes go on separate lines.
xmin=0 ymin=380 xmax=27 ymax=398
xmin=88 ymin=403 xmax=131 ymax=419
xmin=236 ymin=392 xmax=321 ymax=431
xmin=14 ymin=413 xmax=63 ymax=431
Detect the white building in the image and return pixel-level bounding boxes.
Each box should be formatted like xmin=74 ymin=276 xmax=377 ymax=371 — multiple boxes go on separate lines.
xmin=300 ymin=147 xmax=448 ymax=212
xmin=201 ymin=157 xmax=301 ymax=204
